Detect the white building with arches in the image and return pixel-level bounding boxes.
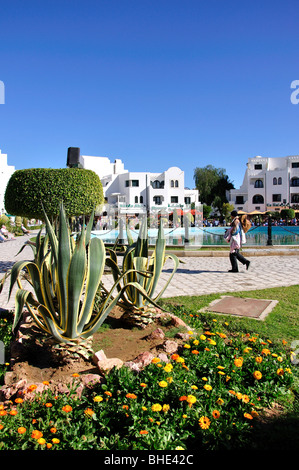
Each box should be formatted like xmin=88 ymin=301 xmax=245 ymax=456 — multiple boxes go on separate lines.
xmin=227 ymin=155 xmax=299 ymax=213
xmin=76 ymin=153 xmax=199 ymax=214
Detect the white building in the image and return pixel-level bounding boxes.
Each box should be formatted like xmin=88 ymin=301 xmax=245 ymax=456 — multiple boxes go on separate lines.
xmin=0 ymin=149 xmax=15 ymax=214
xmin=76 ymin=153 xmax=200 ymax=214
xmin=227 ymin=155 xmax=299 ymax=213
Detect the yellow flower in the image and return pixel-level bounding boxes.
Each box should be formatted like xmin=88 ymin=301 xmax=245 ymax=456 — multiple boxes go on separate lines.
xmin=163 ymin=404 xmax=170 ymax=412
xmin=242 ymin=394 xmax=250 ymax=403
xmin=193 ymin=339 xmax=199 ymax=345
xmin=151 ymin=404 xmax=162 ymax=412
xmin=203 ymin=384 xmax=212 ymax=391
xmin=200 ymin=335 xmax=206 ymax=341
xmin=37 ymin=438 xmax=46 ymax=445
xmin=216 ymin=398 xmax=224 ymax=405
xmin=255 ymin=356 xmax=263 ymax=363
xmin=93 ymin=396 xmax=103 ymax=402
xmin=140 ymin=383 xmax=147 ymax=388
xmin=191 ymin=385 xmax=198 ymax=390
xmin=217 ymin=366 xmax=225 ymax=369
xmin=163 ymin=364 xmax=173 ymax=373
xmin=186 ymin=395 xmax=197 ymax=405
xmin=158 ymin=381 xmax=168 ymax=388
xmin=277 ymin=368 xmax=284 ymax=376
xmin=202 ymin=377 xmax=208 ymax=381
xmin=184 ymin=344 xmax=191 ymax=349
xmin=199 ymin=416 xmax=211 ymax=429
xmin=218 ymin=371 xmax=225 ymax=375
xmin=244 ymin=412 xmax=253 ymax=420
xmin=52 ymin=438 xmax=60 ymax=444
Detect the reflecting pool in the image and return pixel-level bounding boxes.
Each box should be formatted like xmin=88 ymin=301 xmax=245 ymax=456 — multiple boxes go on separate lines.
xmin=91 ymin=225 xmax=299 ymax=246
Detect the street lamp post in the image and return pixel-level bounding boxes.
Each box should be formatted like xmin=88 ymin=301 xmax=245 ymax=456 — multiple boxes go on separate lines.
xmin=267 ymin=215 xmax=273 ymax=246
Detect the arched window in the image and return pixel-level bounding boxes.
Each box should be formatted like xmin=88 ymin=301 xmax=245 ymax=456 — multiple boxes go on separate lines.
xmin=254 ymin=179 xmax=263 ymax=188
xmin=175 ymin=180 xmax=179 ymax=187
xmin=140 ymin=196 xmax=143 ymax=203
xmin=291 ymin=177 xmax=299 ymax=187
xmin=135 ymin=196 xmax=138 ymax=203
xmin=278 ymin=177 xmax=282 ymax=185
xmin=273 ymin=177 xmax=277 ymax=185
xmin=170 ymin=180 xmax=174 ymax=187
xmin=252 ymin=194 xmax=264 ymax=204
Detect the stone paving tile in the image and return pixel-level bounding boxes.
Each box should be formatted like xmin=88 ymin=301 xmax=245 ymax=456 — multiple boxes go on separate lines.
xmin=1 ymin=232 xmax=298 ymax=311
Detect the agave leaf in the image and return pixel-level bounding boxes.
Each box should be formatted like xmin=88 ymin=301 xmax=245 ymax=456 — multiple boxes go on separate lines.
xmin=13 ymin=289 xmax=39 ymax=332
xmin=77 ymin=237 xmax=106 ymax=332
xmin=66 ymin=229 xmax=87 ymax=338
xmin=57 ymin=202 xmax=71 ymax=317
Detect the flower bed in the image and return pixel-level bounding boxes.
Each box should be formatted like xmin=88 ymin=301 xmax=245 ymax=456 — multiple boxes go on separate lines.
xmin=0 ymin=315 xmax=295 ymax=451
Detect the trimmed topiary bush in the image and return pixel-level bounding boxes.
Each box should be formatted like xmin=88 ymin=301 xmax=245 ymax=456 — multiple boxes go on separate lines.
xmin=4 ymin=168 xmax=104 ymax=219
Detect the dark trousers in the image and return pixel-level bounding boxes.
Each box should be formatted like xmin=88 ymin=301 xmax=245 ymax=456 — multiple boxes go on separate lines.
xmin=229 ymin=249 xmax=248 ymax=272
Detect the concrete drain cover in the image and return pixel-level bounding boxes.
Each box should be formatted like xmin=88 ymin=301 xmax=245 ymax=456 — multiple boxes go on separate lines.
xmin=204 ymin=296 xmax=278 ymax=320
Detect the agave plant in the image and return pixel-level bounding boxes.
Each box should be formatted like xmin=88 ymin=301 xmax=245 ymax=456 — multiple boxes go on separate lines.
xmin=105 ymin=217 xmax=180 ymax=311
xmin=7 ymin=203 xmax=131 ymax=343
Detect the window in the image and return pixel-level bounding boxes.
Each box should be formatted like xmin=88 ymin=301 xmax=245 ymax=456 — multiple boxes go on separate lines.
xmin=291 ymin=194 xmax=299 ymax=203
xmin=175 ymin=180 xmax=179 ymax=187
xmin=254 ymin=179 xmax=263 ymax=188
xmin=152 ymin=180 xmax=164 ymax=189
xmin=252 ymin=194 xmax=264 ymax=204
xmin=184 ymin=197 xmax=191 ymax=205
xmin=291 ymin=177 xmax=299 ymax=186
xmin=135 ymin=196 xmax=138 ymax=203
xmin=126 ymin=179 xmax=139 ymax=187
xmin=278 ymin=177 xmax=282 ymax=185
xmin=153 ymin=196 xmax=162 ymax=205
xmin=273 ymin=177 xmax=277 ymax=185
xmin=235 ymin=196 xmax=244 ymax=204
xmin=292 ymin=162 xmax=299 ymax=168
xmin=272 ymin=194 xmax=281 ymax=202
xmin=254 ymin=164 xmax=262 ymax=170
xmin=170 ymin=180 xmax=174 ymax=187
xmin=140 ymin=196 xmax=143 ymax=203
xmin=171 ymin=196 xmax=178 ymax=203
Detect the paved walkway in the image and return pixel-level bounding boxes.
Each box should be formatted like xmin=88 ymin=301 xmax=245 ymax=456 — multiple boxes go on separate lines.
xmin=0 ymin=231 xmax=298 ymax=311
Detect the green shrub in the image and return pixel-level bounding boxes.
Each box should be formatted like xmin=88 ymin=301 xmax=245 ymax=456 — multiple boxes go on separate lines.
xmin=4 ymin=168 xmax=104 ymax=219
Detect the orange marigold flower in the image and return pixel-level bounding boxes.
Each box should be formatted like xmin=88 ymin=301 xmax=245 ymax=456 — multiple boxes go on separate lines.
xmin=261 ymin=348 xmax=271 ymax=355
xmin=17 ymin=427 xmax=26 ymax=434
xmin=45 ymin=402 xmax=53 ymax=408
xmin=126 ymin=393 xmax=137 ymax=399
xmin=140 ymin=383 xmax=147 ymax=388
xmin=72 ymin=373 xmax=80 ymax=377
xmin=9 ymin=409 xmax=18 ymax=416
xmin=277 ymin=368 xmax=284 ymax=376
xmin=31 ymin=430 xmax=43 ymax=439
xmin=0 ymin=410 xmax=7 ymax=416
xmin=15 ymin=398 xmax=23 ymax=404
xmin=179 ymin=396 xmax=187 ymax=401
xmin=62 ymin=405 xmax=72 ymax=413
xmin=52 ymin=438 xmax=60 ymax=444
xmin=171 ymin=353 xmax=180 ymax=360
xmin=253 ymin=370 xmax=262 ymax=380
xmin=212 ymin=410 xmax=220 ymax=419
xmin=139 ymin=430 xmax=148 ymax=435
xmin=84 ymin=408 xmax=95 ymax=417
xmin=42 ymin=381 xmax=50 ymax=385
xmin=104 ymin=391 xmax=112 ymax=397
xmin=244 ymin=412 xmax=253 ymax=420
xmin=234 ymin=357 xmax=244 ymax=367
xmin=191 ymin=350 xmax=199 ymax=354
xmin=27 ymin=384 xmax=37 ymax=392
xmin=151 ymin=357 xmax=160 ymax=363
xmin=255 ymin=356 xmax=263 ymax=363
xmin=50 ymin=427 xmax=57 ymax=434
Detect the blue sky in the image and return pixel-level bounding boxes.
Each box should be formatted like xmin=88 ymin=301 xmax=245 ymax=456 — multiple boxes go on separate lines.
xmin=1 ymin=0 xmax=299 ymax=190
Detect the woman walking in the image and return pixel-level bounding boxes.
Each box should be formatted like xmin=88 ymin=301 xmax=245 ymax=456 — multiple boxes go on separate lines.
xmin=227 ymin=210 xmax=250 ymax=272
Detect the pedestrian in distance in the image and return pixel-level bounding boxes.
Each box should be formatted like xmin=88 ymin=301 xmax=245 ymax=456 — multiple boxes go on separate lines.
xmin=225 ymin=210 xmax=250 ymax=272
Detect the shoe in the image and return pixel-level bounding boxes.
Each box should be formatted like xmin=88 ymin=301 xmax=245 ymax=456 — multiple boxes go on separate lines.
xmin=246 ymin=261 xmax=250 ymax=270
xmin=228 ymin=269 xmax=238 ymax=272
